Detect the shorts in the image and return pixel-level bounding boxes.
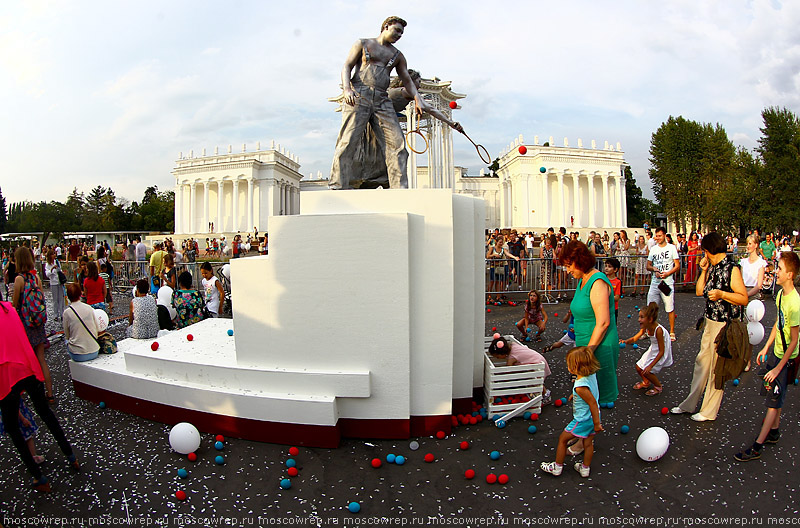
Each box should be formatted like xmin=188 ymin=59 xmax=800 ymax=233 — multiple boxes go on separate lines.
xmin=647 ymin=281 xmax=675 ymax=313
xmin=565 ymin=418 xmax=596 ymax=438
xmin=761 ymin=352 xmax=791 ymax=409
xmin=559 ymin=333 xmax=576 ymax=347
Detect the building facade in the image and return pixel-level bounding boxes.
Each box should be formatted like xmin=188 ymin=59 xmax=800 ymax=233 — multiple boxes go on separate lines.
xmin=173 ymin=142 xmax=303 ymax=235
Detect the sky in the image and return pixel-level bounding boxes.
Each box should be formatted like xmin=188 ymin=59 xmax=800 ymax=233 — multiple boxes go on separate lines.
xmin=2 ymin=0 xmax=800 ymax=207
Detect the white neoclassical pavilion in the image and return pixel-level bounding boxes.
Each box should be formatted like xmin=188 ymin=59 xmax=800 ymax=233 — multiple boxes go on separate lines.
xmin=173 ymin=142 xmax=303 ymax=235
xmin=454 ymin=135 xmax=628 ymax=231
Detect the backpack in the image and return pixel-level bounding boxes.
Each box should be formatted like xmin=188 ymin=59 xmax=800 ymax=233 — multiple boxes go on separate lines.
xmin=19 ymin=271 xmax=47 ymax=327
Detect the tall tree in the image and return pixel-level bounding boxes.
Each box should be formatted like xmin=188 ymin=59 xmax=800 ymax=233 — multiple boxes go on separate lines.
xmin=756 ymin=106 xmax=800 ymax=232
xmin=0 ymin=187 xmax=7 ymax=234
xmin=624 ymin=165 xmax=646 ymax=228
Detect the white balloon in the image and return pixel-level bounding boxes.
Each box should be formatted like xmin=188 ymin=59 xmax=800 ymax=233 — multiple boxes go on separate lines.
xmin=94 ymin=309 xmax=109 ymax=332
xmin=747 ymin=321 xmax=765 ymax=345
xmin=636 ymin=426 xmax=670 ymax=462
xmin=169 ymin=422 xmax=201 ymax=454
xmin=746 ymin=300 xmax=765 ymax=323
xmin=244 ymin=243 xmax=251 ymax=251
xmin=156 ymin=286 xmax=177 ymax=320
xmin=221 ymin=263 xmax=231 ymax=279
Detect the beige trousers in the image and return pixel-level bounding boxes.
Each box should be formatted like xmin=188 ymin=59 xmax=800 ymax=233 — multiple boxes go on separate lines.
xmin=677 ymin=318 xmax=727 ymax=419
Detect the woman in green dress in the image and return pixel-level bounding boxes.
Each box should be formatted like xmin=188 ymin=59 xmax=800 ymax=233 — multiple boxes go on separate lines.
xmin=561 ymin=241 xmax=620 ymax=404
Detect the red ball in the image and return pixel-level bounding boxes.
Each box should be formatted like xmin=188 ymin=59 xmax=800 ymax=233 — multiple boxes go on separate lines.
xmin=460 ymin=441 xmax=470 ymax=450
xmin=449 ymin=101 xmax=457 ymax=109
xmin=289 ymin=446 xmax=300 ymax=456
xmin=476 ymin=415 xmax=483 ymax=423
xmin=215 ymin=435 xmax=224 ymax=442
xmin=469 ymin=416 xmax=478 ymax=425
xmin=451 ymin=416 xmax=459 ymax=426
xmin=491 ymin=327 xmax=497 ymax=332
xmin=486 ymin=473 xmax=497 ymax=484
xmin=424 ymin=453 xmax=435 ymax=463
xmin=554 ymin=313 xmax=558 ymax=317
xmin=460 ymin=416 xmax=470 ymax=425
xmin=530 ymin=413 xmax=539 ymax=421
xmin=175 ymin=490 xmax=187 ymax=501
xmin=465 ymin=469 xmax=476 ymax=479
xmin=436 ymin=430 xmax=446 ymax=439
xmin=487 ymin=308 xmax=491 ymax=313
xmin=187 ymin=452 xmax=197 ymax=462
xmin=371 ymin=458 xmax=382 ymax=468
xmin=518 ymin=145 xmax=527 ymax=155
xmin=498 ymin=474 xmax=509 ymax=485
xmin=187 ymin=334 xmax=194 ymax=341
xmin=661 ymin=407 xmax=669 ymax=415
xmin=151 ymin=342 xmax=159 ymax=351
xmin=554 ymin=399 xmax=563 ymax=407
xmin=288 ymin=466 xmax=299 ymax=476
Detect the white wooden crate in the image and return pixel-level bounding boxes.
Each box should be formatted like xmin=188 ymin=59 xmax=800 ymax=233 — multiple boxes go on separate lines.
xmin=483 ymin=335 xmax=545 ymax=417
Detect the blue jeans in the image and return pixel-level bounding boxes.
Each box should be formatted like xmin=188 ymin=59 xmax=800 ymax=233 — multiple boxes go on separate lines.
xmin=68 ymin=345 xmax=98 ymax=362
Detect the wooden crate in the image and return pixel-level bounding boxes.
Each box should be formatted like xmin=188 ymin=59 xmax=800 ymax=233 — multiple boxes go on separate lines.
xmin=483 ymin=335 xmax=545 ymax=417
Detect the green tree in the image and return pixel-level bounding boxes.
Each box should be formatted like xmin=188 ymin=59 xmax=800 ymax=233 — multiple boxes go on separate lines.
xmin=755 ymin=106 xmax=800 ymax=232
xmin=0 ymin=187 xmax=7 ymax=234
xmin=624 ymin=165 xmax=647 ymax=228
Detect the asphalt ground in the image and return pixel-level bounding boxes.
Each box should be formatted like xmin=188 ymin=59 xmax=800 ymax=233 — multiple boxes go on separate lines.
xmin=0 ymin=289 xmax=798 ymax=525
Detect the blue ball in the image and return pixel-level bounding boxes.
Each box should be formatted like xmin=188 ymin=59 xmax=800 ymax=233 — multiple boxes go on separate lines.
xmin=528 ymin=425 xmax=537 ymax=434
xmin=526 ymin=328 xmax=531 ymax=333
xmin=607 ymin=402 xmax=614 ymax=409
xmin=627 ymin=314 xmax=632 ymax=319
xmin=569 ymin=325 xmax=574 ymax=331
xmin=523 ymin=411 xmax=532 ymax=420
xmin=619 ymin=342 xmax=626 ymax=349
xmin=635 ymin=306 xmax=639 ymax=310
xmin=539 ymin=166 xmax=546 ymax=173
xmin=525 ymin=337 xmax=531 ymax=342
xmin=215 ymin=441 xmax=224 ymax=450
xmin=599 ymin=402 xmax=607 ymax=409
xmin=395 ymin=455 xmax=405 ymax=465
xmin=286 ymin=458 xmax=296 ymax=468
xmin=99 ymin=401 xmax=106 ymax=409
xmin=386 ymin=454 xmax=396 ymax=464
xmin=280 ymin=478 xmax=291 ymax=489
xmin=472 ymin=411 xmax=479 ymax=417
xmin=348 ymin=501 xmax=361 ymax=513
xmin=620 ymin=425 xmax=630 ymax=434
xmin=563 ymin=330 xmax=568 ymax=335
xmin=496 ymin=420 xmax=506 ymax=429
xmin=177 ymin=468 xmax=188 ymax=478
xmin=620 ymin=294 xmax=624 ymax=298
xmin=733 ymin=378 xmax=740 ymax=386
xmin=795 ymin=378 xmax=799 ymax=385
xmin=227 ymin=329 xmax=234 ymax=336
xmin=215 ymin=455 xmax=225 ymax=465
xmin=490 ymin=450 xmax=501 ymax=460
xmin=632 ymin=344 xmax=639 ymax=349
xmin=491 ymin=414 xmax=500 ymax=422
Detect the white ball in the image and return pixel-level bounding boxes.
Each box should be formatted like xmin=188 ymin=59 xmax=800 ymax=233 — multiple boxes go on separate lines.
xmin=221 ymin=264 xmax=231 ymax=279
xmin=746 ymin=300 xmax=765 ymax=323
xmin=747 ymin=321 xmax=765 ymax=345
xmin=94 ymin=309 xmax=109 ymax=332
xmin=636 ymin=426 xmax=670 ymax=462
xmin=169 ymin=422 xmax=201 ymax=454
xmin=244 ymin=243 xmax=251 ymax=251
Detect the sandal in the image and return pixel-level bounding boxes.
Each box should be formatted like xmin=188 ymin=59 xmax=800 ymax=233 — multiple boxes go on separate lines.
xmin=645 ymin=386 xmax=663 ymax=396
xmin=670 ymin=332 xmax=677 ymax=342
xmin=542 ymin=344 xmax=554 ymax=353
xmin=31 ymin=476 xmax=50 ymax=493
xmin=632 ymin=381 xmax=651 ymax=390
xmin=68 ymin=454 xmax=80 ymax=472
xmin=567 ymin=441 xmax=585 ymax=456
xmin=33 ymin=455 xmax=45 ymax=464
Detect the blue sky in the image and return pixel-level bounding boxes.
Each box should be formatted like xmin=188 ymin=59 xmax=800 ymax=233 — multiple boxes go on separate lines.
xmin=2 ymin=0 xmax=799 ymax=206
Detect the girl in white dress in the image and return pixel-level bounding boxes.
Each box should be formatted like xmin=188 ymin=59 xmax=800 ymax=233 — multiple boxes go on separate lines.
xmin=620 ymin=302 xmax=673 ymax=396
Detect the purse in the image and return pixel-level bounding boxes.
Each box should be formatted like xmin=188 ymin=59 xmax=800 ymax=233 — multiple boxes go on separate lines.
xmin=68 ymin=305 xmax=118 ymax=355
xmin=57 ymin=260 xmax=67 ymax=285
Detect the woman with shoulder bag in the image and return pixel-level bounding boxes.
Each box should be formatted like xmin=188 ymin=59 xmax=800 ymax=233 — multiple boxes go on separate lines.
xmin=670 ymin=232 xmax=748 ymax=422
xmin=44 ymin=250 xmax=66 ymax=322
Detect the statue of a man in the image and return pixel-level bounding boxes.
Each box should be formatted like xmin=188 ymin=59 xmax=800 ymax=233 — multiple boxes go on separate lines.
xmin=329 ymin=16 xmax=423 ymax=190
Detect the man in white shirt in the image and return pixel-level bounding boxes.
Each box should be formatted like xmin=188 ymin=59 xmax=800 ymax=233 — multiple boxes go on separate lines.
xmin=646 ymin=226 xmax=681 ymax=341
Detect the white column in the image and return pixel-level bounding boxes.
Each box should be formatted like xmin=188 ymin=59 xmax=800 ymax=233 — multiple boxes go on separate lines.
xmin=247 ymin=178 xmax=254 ymax=230
xmin=293 ymin=186 xmax=300 ymax=215
xmin=557 ymin=172 xmax=565 ymax=228
xmin=588 ymin=174 xmax=596 ymax=228
xmin=499 ymin=180 xmax=506 ymax=228
xmin=572 ymin=174 xmax=581 ymax=228
xmin=602 ymin=175 xmax=610 ymax=228
xmin=216 ymin=181 xmax=224 ymax=233
xmin=541 ymin=173 xmax=550 ymax=227
xmin=203 ymin=181 xmax=210 ymax=233
xmin=620 ymin=175 xmax=628 ymax=227
xmin=189 ymin=183 xmax=197 ymax=234
xmin=232 ymin=179 xmax=240 ymax=232
xmin=524 ymin=174 xmax=531 ymax=228
xmin=175 ymin=183 xmax=183 ymax=234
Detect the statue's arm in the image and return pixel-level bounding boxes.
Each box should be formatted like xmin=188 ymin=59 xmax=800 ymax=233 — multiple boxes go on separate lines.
xmin=341 ymin=40 xmax=363 ymax=106
xmin=422 ymin=104 xmax=463 ymax=133
xmin=394 ymin=54 xmax=423 ymax=118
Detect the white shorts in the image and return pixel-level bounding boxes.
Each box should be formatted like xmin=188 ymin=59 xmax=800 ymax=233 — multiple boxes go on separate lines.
xmin=647 ymin=282 xmax=675 ymax=313
xmin=559 ymin=333 xmax=576 ymax=347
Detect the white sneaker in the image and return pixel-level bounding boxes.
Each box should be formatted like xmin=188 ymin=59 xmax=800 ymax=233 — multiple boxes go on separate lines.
xmin=691 ymin=413 xmax=713 ymax=422
xmin=669 ymin=407 xmax=687 ymax=414
xmin=540 ymin=461 xmax=563 ymax=476
xmin=574 ymin=462 xmax=590 ymax=477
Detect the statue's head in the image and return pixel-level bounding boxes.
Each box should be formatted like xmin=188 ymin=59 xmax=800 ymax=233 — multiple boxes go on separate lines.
xmin=381 ymin=16 xmax=407 ymax=34
xmin=390 ymin=69 xmax=421 ymax=89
